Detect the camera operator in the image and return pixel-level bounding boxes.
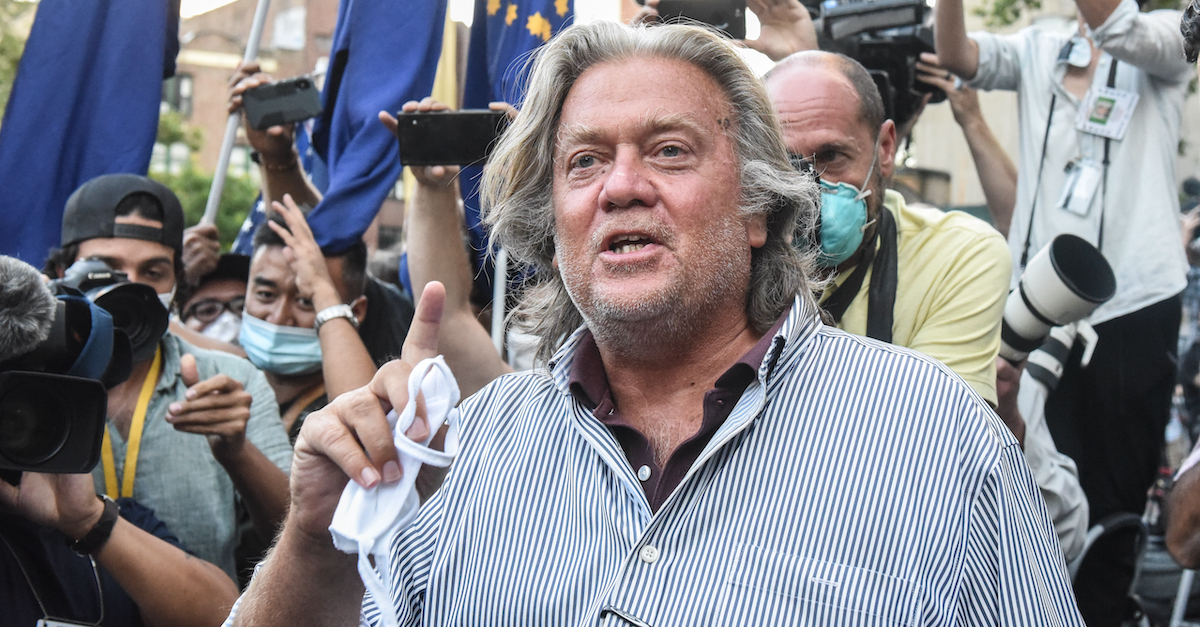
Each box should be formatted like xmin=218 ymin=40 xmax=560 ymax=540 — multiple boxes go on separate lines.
xmin=0 ymin=255 xmax=238 ymax=627
xmin=764 ymin=51 xmax=1012 ymax=408
xmin=44 ymin=174 xmax=292 ymax=581
xmin=936 ymin=0 xmax=1192 ymax=620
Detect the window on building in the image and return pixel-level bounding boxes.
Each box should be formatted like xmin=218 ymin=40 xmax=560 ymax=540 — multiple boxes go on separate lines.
xmin=162 ymin=74 xmax=194 ymax=117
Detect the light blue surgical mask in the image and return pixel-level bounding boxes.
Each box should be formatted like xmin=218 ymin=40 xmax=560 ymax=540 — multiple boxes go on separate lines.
xmin=239 ymin=313 xmax=323 ymax=376
xmin=816 ymin=146 xmax=878 ymax=268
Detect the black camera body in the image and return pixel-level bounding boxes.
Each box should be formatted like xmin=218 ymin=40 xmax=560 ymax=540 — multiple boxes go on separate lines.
xmin=0 ymin=295 xmax=130 ymax=476
xmin=806 ymin=0 xmax=946 ymax=127
xmin=52 ymin=258 xmax=169 ymax=365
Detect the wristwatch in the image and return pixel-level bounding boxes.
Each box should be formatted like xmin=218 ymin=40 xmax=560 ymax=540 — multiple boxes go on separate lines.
xmin=69 ymin=495 xmax=119 ymax=556
xmin=314 ymin=304 xmax=358 ymax=334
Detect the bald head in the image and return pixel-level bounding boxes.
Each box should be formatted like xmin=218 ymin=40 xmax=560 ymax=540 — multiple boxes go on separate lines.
xmin=765 ymin=51 xmax=887 ymax=142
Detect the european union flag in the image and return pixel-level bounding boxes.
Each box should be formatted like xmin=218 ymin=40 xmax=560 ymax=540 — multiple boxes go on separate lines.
xmin=305 ymin=0 xmax=448 ymax=254
xmin=0 ymin=0 xmax=180 ymax=266
xmin=453 ymin=0 xmax=573 ymax=299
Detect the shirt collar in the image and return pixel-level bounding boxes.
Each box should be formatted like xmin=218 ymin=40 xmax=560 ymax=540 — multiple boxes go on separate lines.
xmin=552 ymin=294 xmax=822 ymax=398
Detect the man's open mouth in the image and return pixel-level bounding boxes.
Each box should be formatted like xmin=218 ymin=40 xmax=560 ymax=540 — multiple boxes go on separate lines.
xmin=609 ymin=234 xmax=655 ymax=255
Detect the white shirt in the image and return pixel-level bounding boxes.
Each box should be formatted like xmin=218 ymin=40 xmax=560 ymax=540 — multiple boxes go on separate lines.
xmin=969 ymin=0 xmax=1191 ymax=324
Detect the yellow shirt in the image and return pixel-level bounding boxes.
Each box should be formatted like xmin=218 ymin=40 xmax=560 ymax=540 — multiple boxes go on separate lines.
xmin=821 ymin=190 xmax=1011 ymax=405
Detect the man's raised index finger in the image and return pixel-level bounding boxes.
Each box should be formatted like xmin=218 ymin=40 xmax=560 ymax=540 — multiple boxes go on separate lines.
xmin=401 ymin=282 xmax=446 ymax=365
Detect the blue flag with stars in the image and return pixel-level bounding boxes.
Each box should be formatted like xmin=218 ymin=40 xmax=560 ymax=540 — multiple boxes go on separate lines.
xmin=400 ymin=0 xmax=572 ymax=299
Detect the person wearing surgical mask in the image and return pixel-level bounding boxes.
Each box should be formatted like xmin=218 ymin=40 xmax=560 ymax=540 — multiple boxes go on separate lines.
xmin=764 ymin=51 xmax=1012 ymax=409
xmin=242 ymin=195 xmax=378 ymax=444
xmin=180 ymin=254 xmax=250 ymax=345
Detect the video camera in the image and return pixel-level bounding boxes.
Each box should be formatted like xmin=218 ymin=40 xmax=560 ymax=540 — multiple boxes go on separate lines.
xmin=0 ymin=257 xmax=134 ymax=480
xmin=804 ymin=0 xmax=945 ymax=127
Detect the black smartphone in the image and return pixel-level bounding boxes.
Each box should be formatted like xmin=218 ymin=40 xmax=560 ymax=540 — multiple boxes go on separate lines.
xmin=649 ymin=0 xmax=747 ymax=40
xmin=396 ymin=110 xmax=510 ymax=167
xmin=241 ymin=76 xmax=324 ymax=131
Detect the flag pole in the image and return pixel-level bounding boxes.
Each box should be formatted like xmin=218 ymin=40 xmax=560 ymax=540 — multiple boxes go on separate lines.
xmin=201 ymin=0 xmax=272 ymax=226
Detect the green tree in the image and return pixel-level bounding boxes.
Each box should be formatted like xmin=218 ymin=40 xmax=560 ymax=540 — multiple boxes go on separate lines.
xmin=154 ymin=109 xmax=258 ymax=250
xmin=0 ymin=0 xmax=37 ymax=123
xmin=151 ymin=166 xmax=258 ymax=250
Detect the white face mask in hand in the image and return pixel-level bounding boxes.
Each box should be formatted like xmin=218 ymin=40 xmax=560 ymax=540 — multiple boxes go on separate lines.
xmin=328 ymin=356 xmax=461 ymax=627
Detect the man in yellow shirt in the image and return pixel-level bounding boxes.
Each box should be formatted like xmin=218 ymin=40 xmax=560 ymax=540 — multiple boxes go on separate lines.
xmin=765 ymin=51 xmax=1011 ymax=406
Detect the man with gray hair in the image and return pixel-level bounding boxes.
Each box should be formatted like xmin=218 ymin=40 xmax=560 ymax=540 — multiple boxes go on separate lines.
xmin=228 ymin=21 xmax=1080 ymax=626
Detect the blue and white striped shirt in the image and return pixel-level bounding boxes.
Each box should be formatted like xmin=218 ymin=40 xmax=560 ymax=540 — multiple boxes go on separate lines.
xmin=235 ymin=295 xmax=1084 ymax=625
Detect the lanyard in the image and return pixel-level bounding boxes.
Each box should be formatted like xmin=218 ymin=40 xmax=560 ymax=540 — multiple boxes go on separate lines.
xmin=0 ymin=530 xmax=105 ymax=626
xmin=1020 ymin=54 xmax=1119 ymax=268
xmin=101 ymin=346 xmax=162 ymax=499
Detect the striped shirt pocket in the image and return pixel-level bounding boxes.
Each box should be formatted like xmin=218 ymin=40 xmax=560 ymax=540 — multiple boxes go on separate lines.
xmin=718 ymin=544 xmax=922 ymax=626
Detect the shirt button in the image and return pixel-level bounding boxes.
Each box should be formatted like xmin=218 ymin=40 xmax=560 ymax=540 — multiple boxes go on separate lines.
xmin=637 ymin=465 xmax=652 ymax=481
xmin=639 ymin=545 xmax=660 ymax=564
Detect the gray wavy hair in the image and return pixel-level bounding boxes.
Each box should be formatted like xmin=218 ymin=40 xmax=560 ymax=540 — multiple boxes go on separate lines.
xmin=481 ymin=21 xmax=822 ymax=366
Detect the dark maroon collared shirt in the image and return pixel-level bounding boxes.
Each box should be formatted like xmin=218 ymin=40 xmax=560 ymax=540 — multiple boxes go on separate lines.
xmin=567 ymin=314 xmax=787 ymax=512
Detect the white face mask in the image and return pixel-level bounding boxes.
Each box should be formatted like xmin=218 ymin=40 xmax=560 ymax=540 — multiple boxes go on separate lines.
xmin=1068 ymin=35 xmax=1092 ymax=68
xmin=158 ymin=286 xmax=176 ymax=313
xmin=200 ymin=310 xmax=242 ymax=344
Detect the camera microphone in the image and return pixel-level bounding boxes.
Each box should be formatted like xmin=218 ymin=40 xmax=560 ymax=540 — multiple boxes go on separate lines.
xmin=0 ymin=257 xmax=57 ymax=362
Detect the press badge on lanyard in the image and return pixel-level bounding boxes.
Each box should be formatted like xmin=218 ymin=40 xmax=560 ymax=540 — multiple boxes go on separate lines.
xmin=37 ymin=620 xmax=96 ymax=627
xmin=1076 ymin=86 xmax=1138 ymax=140
xmin=1055 ymin=81 xmax=1138 ymax=217
xmin=1056 ymin=160 xmax=1103 ymax=216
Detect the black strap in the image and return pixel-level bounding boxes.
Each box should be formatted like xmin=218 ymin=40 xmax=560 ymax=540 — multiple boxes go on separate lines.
xmin=1098 ymin=59 xmax=1119 ymax=251
xmin=820 ymin=206 xmax=898 ymax=344
xmin=866 ymin=206 xmax=898 ymax=343
xmin=821 ymin=232 xmax=878 ymax=323
xmin=1022 ymin=54 xmax=1120 ymax=268
xmin=1021 ymin=92 xmax=1057 ymax=269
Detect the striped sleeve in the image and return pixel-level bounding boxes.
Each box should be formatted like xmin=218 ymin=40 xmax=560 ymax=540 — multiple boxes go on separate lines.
xmin=958 ymin=434 xmax=1081 ymax=626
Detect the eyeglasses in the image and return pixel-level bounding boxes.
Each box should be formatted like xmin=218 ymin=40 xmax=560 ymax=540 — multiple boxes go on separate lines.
xmin=183 ymin=296 xmax=245 ymax=324
xmin=788 ymin=152 xmax=819 ymax=177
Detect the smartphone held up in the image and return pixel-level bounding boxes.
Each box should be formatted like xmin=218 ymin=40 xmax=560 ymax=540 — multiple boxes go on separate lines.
xmin=395 ymin=110 xmax=510 ymax=167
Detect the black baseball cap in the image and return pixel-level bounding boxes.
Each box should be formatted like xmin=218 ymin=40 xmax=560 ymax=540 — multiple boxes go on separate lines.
xmin=60 ymin=174 xmax=185 ymax=253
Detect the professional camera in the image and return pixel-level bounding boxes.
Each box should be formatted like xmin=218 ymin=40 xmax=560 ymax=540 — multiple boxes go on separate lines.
xmin=803 ymin=0 xmax=946 ymax=127
xmin=51 ymin=258 xmax=169 ymax=364
xmin=0 ymin=257 xmax=131 ymax=478
xmin=999 ymin=234 xmax=1116 ymax=363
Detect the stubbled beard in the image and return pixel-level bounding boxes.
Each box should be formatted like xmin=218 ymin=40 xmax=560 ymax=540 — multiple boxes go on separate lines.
xmin=557 ymin=213 xmax=753 ymax=359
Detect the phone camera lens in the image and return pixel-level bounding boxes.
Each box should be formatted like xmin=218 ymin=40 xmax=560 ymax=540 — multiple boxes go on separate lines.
xmin=297 ymin=79 xmax=310 ymax=89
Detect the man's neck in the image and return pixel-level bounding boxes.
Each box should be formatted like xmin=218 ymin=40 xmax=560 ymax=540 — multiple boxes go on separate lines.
xmin=595 ymin=313 xmax=764 ymax=464
xmin=107 ymin=356 xmax=157 ymax=439
xmin=266 ymin=371 xmax=325 ymax=407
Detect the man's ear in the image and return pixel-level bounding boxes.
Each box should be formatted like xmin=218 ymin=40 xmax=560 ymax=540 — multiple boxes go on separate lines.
xmin=748 ymin=212 xmax=768 ymax=249
xmin=878 ymin=119 xmax=898 ymax=180
xmin=350 ymin=295 xmax=368 ymax=325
